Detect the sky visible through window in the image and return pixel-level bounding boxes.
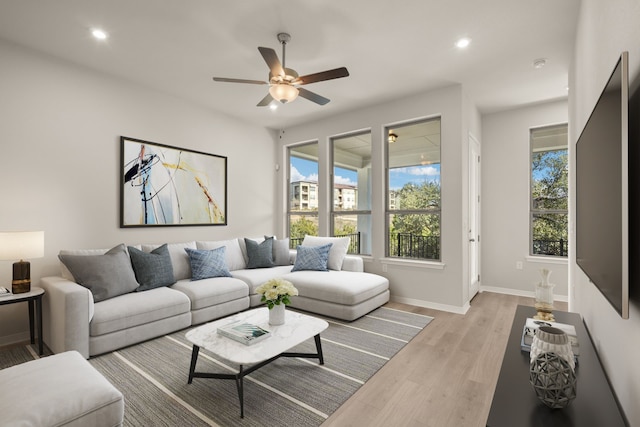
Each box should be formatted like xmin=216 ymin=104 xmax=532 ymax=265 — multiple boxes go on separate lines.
xmin=291 ymin=157 xmax=441 ymax=190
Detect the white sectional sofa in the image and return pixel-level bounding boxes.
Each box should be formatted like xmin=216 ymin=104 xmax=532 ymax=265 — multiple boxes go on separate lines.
xmin=41 ymin=237 xmax=389 ymax=358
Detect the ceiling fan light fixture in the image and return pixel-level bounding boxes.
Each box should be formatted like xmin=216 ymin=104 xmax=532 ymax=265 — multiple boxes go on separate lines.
xmin=269 ymin=83 xmax=299 ymax=103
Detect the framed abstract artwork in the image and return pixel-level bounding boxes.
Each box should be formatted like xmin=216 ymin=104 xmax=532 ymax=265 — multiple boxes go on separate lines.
xmin=120 ymin=136 xmax=227 ymax=227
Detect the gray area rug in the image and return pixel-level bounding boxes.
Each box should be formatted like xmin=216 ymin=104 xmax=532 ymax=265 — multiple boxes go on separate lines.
xmin=2 ymin=307 xmax=432 ymax=426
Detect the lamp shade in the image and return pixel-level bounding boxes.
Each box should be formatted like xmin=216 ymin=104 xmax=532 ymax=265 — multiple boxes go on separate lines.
xmin=0 ymin=231 xmax=45 ymax=260
xmin=269 ymin=84 xmax=299 ymax=103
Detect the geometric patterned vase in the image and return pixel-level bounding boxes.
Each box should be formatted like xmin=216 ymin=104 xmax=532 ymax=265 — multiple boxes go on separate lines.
xmin=529 ymin=352 xmax=577 ymax=408
xmin=529 ymin=326 xmax=575 ymax=371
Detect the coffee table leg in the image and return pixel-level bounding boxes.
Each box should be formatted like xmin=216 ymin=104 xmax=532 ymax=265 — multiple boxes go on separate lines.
xmin=314 ymin=334 xmax=324 ymax=365
xmin=236 ymin=365 xmax=244 ymax=418
xmin=188 ymin=345 xmax=200 ymax=384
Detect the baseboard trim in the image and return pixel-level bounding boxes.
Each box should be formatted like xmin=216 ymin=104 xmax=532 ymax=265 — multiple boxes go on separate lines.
xmin=390 ymin=296 xmax=470 ymax=314
xmin=480 ymin=286 xmax=568 ymax=302
xmin=0 ymin=331 xmax=29 ymax=348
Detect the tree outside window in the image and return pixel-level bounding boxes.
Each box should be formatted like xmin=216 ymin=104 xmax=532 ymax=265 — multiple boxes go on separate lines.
xmin=531 ymin=124 xmax=568 ymax=257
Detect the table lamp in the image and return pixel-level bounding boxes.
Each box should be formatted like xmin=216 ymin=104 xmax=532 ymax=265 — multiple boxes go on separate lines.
xmin=0 ymin=231 xmax=45 ymax=294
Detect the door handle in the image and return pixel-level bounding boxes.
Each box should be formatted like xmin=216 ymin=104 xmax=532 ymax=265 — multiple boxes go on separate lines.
xmin=469 ymin=238 xmax=475 ymax=242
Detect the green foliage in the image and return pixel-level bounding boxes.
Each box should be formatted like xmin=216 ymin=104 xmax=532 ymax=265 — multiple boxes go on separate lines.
xmin=391 ymin=181 xmax=441 ymax=237
xmin=335 ymin=221 xmax=356 ymax=236
xmin=532 ymin=149 xmax=568 ymax=254
xmin=289 ymin=216 xmax=318 ymax=240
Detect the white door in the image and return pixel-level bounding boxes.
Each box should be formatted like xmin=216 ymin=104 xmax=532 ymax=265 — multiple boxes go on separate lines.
xmin=468 ymin=135 xmax=481 ymax=298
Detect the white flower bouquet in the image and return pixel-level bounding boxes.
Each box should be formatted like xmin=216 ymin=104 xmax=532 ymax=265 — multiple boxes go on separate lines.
xmin=255 ymin=278 xmax=298 ymax=309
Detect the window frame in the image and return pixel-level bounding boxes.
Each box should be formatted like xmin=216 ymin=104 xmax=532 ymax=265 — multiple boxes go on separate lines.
xmin=529 ymin=123 xmax=569 ymax=258
xmin=385 ymin=117 xmax=442 ymax=261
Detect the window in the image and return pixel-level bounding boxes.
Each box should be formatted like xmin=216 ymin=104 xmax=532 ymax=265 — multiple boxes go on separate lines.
xmin=288 ymin=143 xmax=319 ymax=247
xmin=331 ymin=131 xmax=372 ymax=255
xmin=530 ymin=124 xmax=568 ymax=257
xmin=386 ymin=118 xmax=441 ymax=260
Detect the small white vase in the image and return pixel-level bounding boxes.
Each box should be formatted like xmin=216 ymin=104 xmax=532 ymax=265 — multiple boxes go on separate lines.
xmin=269 ymin=304 xmax=285 ymax=326
xmin=530 ymin=326 xmax=575 ymax=371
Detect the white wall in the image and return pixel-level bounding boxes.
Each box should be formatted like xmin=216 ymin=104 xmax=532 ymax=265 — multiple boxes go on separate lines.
xmin=278 ymin=85 xmax=478 ymax=313
xmin=0 ymin=40 xmax=277 ymax=345
xmin=482 ymin=100 xmax=569 ymax=298
xmin=569 ymin=1 xmax=640 ymax=424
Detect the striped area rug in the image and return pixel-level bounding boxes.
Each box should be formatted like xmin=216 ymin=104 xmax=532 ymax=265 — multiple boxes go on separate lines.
xmin=4 ymin=306 xmax=433 ymax=426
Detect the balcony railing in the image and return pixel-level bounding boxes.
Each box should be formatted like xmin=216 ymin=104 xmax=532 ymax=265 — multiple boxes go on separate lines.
xmin=532 ymin=239 xmax=568 ymax=257
xmin=389 ymin=233 xmax=440 ymax=260
xmin=290 ymin=232 xmax=361 ymax=254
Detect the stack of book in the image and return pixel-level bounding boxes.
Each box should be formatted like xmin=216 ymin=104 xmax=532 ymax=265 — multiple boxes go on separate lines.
xmin=521 ymin=317 xmax=580 ymax=358
xmin=217 ymin=322 xmax=271 ymax=346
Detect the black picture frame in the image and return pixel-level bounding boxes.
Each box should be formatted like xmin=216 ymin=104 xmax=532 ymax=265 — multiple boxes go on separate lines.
xmin=120 ymin=136 xmax=227 ymax=227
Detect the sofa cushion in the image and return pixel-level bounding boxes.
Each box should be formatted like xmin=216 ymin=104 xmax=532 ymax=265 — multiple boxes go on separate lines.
xmin=129 ymin=244 xmax=176 ymax=291
xmin=283 ymin=270 xmax=389 ymax=305
xmin=90 ymin=287 xmax=190 ymax=336
xmin=231 ymin=265 xmax=294 ymax=294
xmin=245 ymin=237 xmax=275 ymax=268
xmin=301 ymin=236 xmax=351 ymax=270
xmin=171 ymin=277 xmax=249 ymax=311
xmin=197 ymin=239 xmax=246 ymax=270
xmin=292 ymin=243 xmax=332 ymax=272
xmin=238 ymin=236 xmax=265 ymax=264
xmin=185 ymin=247 xmax=232 ymax=280
xmin=58 ymin=244 xmax=139 ymax=303
xmin=142 ymin=242 xmax=195 ymax=281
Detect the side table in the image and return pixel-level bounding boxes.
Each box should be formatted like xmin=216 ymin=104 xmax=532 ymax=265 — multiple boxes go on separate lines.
xmin=0 ymin=287 xmax=45 ymax=355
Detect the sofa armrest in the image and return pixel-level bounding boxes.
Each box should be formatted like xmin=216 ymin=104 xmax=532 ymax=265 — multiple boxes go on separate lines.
xmin=341 ymin=255 xmax=363 ymax=272
xmin=40 ymin=276 xmax=93 ymax=359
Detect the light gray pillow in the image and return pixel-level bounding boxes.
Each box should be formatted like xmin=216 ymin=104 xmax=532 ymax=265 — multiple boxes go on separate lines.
xmin=128 ymin=244 xmax=175 ymax=291
xmin=245 ymin=237 xmax=275 ymax=269
xmin=265 ymin=236 xmax=291 ymax=266
xmin=58 ymin=244 xmax=139 ymax=302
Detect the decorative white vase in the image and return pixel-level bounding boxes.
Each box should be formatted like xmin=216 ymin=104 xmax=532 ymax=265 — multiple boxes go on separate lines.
xmin=534 ymin=268 xmax=555 ymax=321
xmin=530 ymin=326 xmax=575 ymax=371
xmin=269 ymin=303 xmax=285 ymax=326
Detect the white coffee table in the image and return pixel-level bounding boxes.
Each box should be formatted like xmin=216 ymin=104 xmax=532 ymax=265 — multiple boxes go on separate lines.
xmin=185 ymin=307 xmax=329 ymax=417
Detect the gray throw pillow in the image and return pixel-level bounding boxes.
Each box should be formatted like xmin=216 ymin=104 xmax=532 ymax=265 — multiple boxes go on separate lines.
xmin=58 ymin=244 xmax=139 ymax=302
xmin=265 ymin=236 xmax=291 ymax=266
xmin=128 ymin=244 xmax=175 ymax=291
xmin=292 ymin=243 xmax=333 ymax=272
xmin=245 ymin=237 xmax=275 ymax=269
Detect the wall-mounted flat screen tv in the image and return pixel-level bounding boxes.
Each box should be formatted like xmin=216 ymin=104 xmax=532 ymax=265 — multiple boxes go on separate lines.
xmin=576 ymin=51 xmax=629 ymax=319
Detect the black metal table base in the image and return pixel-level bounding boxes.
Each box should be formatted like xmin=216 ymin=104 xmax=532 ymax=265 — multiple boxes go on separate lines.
xmin=188 ymin=333 xmax=324 ymax=418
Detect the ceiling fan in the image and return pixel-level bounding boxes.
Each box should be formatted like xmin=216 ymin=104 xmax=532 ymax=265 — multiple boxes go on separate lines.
xmin=213 ymin=33 xmax=349 ymax=107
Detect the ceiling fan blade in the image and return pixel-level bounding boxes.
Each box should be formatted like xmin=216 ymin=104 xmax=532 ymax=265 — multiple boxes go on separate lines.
xmin=257 ymin=93 xmax=274 ymax=107
xmin=298 ymin=87 xmax=330 ymax=105
xmin=213 ymin=77 xmax=267 ymax=85
xmin=295 ymin=67 xmax=349 ymax=85
xmin=258 ymin=47 xmax=284 ymax=77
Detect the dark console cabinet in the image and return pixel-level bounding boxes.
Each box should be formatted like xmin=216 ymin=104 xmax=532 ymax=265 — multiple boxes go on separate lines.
xmin=487 ymin=305 xmax=626 ymax=427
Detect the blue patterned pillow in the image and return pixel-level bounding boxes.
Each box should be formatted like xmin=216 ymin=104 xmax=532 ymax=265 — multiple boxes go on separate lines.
xmin=292 ymin=243 xmax=333 ymax=272
xmin=185 ymin=247 xmax=232 ymax=280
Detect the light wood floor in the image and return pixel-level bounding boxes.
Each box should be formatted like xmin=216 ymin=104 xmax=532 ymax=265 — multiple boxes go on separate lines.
xmin=322 ymin=291 xmax=568 ymax=427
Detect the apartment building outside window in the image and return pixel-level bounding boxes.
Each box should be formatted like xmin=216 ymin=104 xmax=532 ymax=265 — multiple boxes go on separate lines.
xmin=530 ymin=124 xmax=568 ymax=257
xmin=331 ymin=131 xmax=372 ymax=255
xmin=288 ymin=143 xmax=320 ymax=246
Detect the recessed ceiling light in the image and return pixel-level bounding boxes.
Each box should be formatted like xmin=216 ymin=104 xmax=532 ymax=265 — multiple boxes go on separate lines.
xmin=455 ymin=38 xmax=471 ymax=49
xmin=91 ymin=29 xmax=108 ymax=40
xmin=533 ymin=58 xmax=547 ymax=69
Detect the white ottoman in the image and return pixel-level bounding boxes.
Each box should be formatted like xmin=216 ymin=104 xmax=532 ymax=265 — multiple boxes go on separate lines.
xmin=0 ymin=351 xmax=124 ymax=426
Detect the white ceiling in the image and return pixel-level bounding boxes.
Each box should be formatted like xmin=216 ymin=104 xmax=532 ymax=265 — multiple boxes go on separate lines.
xmin=0 ymin=0 xmax=580 ymax=130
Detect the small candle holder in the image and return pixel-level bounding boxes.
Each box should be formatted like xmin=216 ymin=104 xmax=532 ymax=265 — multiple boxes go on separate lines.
xmin=534 ymin=268 xmax=555 ymax=322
